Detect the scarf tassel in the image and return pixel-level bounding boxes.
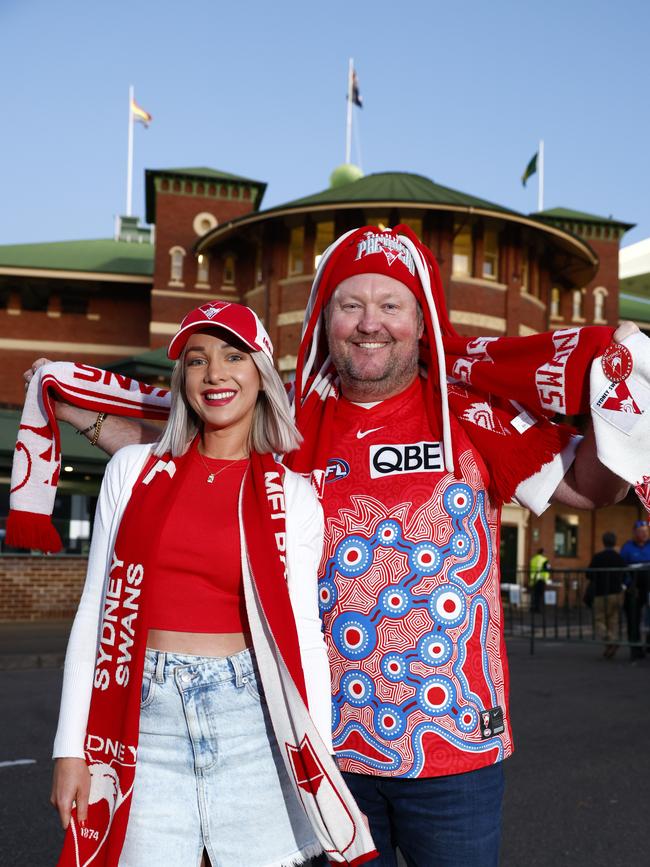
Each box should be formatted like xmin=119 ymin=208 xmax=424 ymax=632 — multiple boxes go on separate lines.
xmin=6 ymin=509 xmax=63 ymax=554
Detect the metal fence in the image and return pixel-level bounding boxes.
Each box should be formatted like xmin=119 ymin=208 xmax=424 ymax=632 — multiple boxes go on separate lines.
xmin=501 ymin=565 xmax=649 ymax=656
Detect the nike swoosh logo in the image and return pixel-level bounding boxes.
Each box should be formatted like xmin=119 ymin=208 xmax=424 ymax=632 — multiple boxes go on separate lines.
xmin=356 ymin=427 xmax=384 ymax=439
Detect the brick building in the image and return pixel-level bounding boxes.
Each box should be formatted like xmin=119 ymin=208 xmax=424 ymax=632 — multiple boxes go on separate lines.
xmin=0 ymin=166 xmax=641 ymax=619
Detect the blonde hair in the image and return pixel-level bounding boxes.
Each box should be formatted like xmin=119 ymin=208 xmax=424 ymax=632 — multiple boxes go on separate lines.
xmin=154 ymin=348 xmax=301 ymax=457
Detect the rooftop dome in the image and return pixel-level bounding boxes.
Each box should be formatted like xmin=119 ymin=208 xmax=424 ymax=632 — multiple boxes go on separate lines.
xmin=329 ymin=163 xmax=363 ymax=189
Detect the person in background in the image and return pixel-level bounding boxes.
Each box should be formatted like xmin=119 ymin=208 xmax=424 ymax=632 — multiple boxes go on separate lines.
xmin=585 ymin=532 xmax=626 ymax=658
xmin=620 ymin=519 xmax=650 ymax=661
xmin=529 ymin=548 xmax=551 ymax=613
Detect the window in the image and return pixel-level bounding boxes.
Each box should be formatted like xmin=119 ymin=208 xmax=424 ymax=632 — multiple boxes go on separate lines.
xmin=482 ymin=229 xmax=499 ymax=280
xmin=572 ymin=288 xmax=584 ymax=321
xmin=255 ymin=244 xmax=263 ymax=285
xmin=593 ymin=286 xmax=608 ymax=323
xmin=223 ymin=255 xmax=236 ymax=286
xmin=192 ymin=211 xmax=218 ymax=236
xmin=528 ymin=258 xmax=540 ymax=298
xmin=169 ymin=246 xmax=186 ymax=285
xmin=550 ymin=287 xmax=561 ymax=319
xmin=452 ymin=222 xmax=473 ymax=277
xmin=20 ymin=283 xmax=49 ymax=311
xmin=61 ymin=290 xmax=89 ymax=315
xmin=366 ymin=214 xmax=390 ymax=231
xmin=288 ymin=226 xmax=304 ymax=276
xmin=554 ymin=514 xmax=579 ymax=558
xmin=400 ymin=217 xmax=423 ymax=240
xmin=314 ymin=221 xmax=334 ymax=269
xmin=196 ymin=254 xmax=210 ymax=285
xmin=519 ymin=252 xmax=529 ymax=293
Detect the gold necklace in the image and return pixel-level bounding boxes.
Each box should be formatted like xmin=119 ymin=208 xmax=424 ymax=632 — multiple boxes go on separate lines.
xmin=196 ymin=448 xmax=247 ymax=484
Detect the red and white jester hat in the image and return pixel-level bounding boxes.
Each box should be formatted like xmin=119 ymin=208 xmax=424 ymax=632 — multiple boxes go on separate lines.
xmin=294 ymin=224 xmax=460 ymax=473
xmin=168 ymin=300 xmax=274 ymax=362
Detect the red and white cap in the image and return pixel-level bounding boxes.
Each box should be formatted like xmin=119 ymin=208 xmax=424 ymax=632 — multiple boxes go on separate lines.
xmin=167 ymin=301 xmax=274 ymax=361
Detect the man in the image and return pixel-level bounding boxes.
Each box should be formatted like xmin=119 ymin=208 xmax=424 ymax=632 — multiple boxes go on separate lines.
xmin=585 ymin=532 xmax=626 ymax=657
xmin=26 ymin=226 xmax=633 ymax=866
xmin=620 ymin=519 xmax=650 ymax=660
xmin=529 ymin=547 xmax=551 ymax=613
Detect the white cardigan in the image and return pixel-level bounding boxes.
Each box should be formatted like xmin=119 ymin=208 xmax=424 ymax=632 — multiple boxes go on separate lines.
xmin=53 ymin=444 xmax=332 ymax=757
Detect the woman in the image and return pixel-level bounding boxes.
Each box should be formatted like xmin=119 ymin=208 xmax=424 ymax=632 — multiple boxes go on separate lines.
xmin=50 ymin=301 xmax=332 ymax=866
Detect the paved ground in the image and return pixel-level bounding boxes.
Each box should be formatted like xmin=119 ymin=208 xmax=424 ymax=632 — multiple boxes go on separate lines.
xmin=1 ymin=623 xmax=648 ymax=866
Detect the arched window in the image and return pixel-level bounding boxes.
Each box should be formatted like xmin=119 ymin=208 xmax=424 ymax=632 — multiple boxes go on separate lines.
xmin=593 ymin=286 xmax=608 ymax=323
xmin=169 ymin=246 xmax=186 ymax=285
xmin=223 ymin=255 xmax=236 ymax=286
xmin=572 ymin=288 xmax=585 ymax=322
xmin=482 ymin=229 xmax=499 ymax=281
xmin=550 ymin=287 xmax=561 ymax=320
xmin=288 ymin=226 xmax=305 ymax=276
xmin=452 ymin=221 xmax=473 ymax=277
xmin=196 ymin=254 xmax=210 ymax=286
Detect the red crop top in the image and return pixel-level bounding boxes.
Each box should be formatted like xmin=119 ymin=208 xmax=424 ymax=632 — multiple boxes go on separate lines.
xmin=147 ymin=443 xmax=250 ymax=633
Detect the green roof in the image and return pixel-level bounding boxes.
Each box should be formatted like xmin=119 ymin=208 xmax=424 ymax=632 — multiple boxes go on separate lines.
xmin=272 ymin=171 xmax=513 ymax=214
xmin=535 ymin=207 xmax=634 ymax=230
xmin=145 ymin=166 xmax=267 ymax=223
xmin=0 ymin=409 xmax=108 ymax=468
xmin=0 ymin=238 xmax=154 ymax=277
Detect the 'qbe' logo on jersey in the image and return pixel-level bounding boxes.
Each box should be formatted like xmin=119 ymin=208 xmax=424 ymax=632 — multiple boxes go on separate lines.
xmin=370 ymin=441 xmax=444 ymax=478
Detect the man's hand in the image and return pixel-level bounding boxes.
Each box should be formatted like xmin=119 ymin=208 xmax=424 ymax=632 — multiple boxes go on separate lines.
xmin=51 ymin=757 xmax=90 ymax=830
xmin=552 ymin=321 xmax=639 ymax=508
xmin=612 ymin=321 xmax=639 ymax=343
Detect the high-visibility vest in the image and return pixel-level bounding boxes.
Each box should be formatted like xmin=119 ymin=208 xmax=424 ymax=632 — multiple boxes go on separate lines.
xmin=529 ymin=553 xmax=551 ymax=585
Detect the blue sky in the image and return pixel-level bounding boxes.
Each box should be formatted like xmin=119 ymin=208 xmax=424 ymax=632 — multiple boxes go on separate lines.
xmin=2 ymin=0 xmax=648 ymax=247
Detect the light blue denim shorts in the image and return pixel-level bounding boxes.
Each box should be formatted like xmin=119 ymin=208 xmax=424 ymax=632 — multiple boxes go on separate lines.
xmin=119 ymin=648 xmax=322 ymax=867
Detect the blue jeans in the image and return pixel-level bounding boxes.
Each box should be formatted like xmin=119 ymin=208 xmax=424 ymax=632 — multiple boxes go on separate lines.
xmin=120 ymin=649 xmax=321 ymax=866
xmin=339 ymin=763 xmax=505 ymax=867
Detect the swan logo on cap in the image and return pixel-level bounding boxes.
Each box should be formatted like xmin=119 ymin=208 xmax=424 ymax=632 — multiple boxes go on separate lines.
xmin=354 ymin=231 xmax=416 ymax=275
xmin=202 ymin=303 xmax=230 ymax=320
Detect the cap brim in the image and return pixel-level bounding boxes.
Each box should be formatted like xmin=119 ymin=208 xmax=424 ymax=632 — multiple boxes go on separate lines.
xmin=167 ymin=321 xmax=259 ymax=360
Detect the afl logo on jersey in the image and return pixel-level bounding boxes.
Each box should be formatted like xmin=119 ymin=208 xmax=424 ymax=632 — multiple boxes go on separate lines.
xmin=370 ymin=441 xmax=444 ymax=478
xmin=325 ymin=458 xmax=350 ymax=483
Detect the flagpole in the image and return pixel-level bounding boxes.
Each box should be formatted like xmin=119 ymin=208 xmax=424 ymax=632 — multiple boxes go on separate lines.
xmin=126 ymin=85 xmax=134 ymax=217
xmin=345 ymin=58 xmax=353 ymax=164
xmin=538 ymin=139 xmax=544 ymax=212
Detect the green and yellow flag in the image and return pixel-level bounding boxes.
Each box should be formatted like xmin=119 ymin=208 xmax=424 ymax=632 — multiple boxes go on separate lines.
xmin=521 ymin=152 xmax=538 ymax=187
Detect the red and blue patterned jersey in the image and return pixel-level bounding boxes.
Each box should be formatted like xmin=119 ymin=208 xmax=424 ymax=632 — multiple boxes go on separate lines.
xmin=319 ymin=377 xmax=512 ymax=778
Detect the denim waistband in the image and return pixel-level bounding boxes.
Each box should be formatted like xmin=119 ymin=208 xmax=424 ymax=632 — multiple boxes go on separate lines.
xmin=143 ymin=646 xmax=255 ymax=687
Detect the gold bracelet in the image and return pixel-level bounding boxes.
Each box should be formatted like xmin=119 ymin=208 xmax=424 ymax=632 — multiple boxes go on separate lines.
xmin=89 ymin=412 xmax=107 ymax=447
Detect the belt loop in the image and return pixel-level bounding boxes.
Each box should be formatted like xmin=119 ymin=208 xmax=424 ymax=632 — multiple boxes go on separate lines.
xmin=230 ymin=652 xmax=246 ymax=687
xmin=154 ymin=651 xmax=166 ymax=684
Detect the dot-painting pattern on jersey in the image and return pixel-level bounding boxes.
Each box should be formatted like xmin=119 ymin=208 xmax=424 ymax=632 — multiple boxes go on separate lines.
xmin=320 ymin=448 xmax=511 ymax=779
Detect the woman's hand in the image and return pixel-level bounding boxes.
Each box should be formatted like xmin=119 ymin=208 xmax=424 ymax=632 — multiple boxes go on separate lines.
xmin=51 ymin=757 xmax=90 ymax=829
xmin=23 ymin=357 xmax=96 ymax=427
xmin=23 ymin=357 xmax=52 ymax=392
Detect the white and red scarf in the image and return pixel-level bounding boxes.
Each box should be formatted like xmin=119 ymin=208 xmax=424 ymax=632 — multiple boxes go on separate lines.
xmin=55 ymin=445 xmax=378 ymax=866
xmin=8 ymin=333 xmax=650 ymax=558
xmin=289 ymin=324 xmax=650 ymax=512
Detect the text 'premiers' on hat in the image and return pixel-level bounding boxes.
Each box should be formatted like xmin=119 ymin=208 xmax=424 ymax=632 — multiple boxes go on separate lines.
xmin=168 ymin=301 xmax=274 ymax=361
